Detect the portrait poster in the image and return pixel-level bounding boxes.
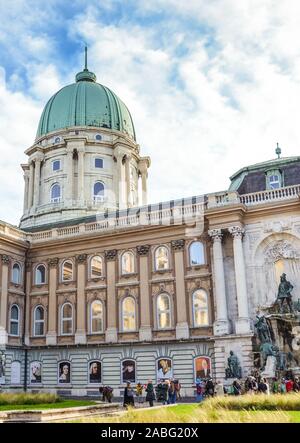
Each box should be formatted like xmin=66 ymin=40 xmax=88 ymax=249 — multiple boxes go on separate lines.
xmin=11 ymin=361 xmax=21 ymax=384
xmin=58 ymin=361 xmax=71 ymax=383
xmin=30 ymin=361 xmax=42 ymax=384
xmin=157 ymin=358 xmax=173 ymax=380
xmin=89 ymin=361 xmax=101 ymax=383
xmin=122 ymin=360 xmax=136 ymax=383
xmin=195 ymin=356 xmax=211 ymax=381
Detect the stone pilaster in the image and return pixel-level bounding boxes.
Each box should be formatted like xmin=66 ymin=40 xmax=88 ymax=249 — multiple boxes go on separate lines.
xmin=138 ymin=157 xmax=150 ymax=206
xmin=23 ymin=169 xmax=30 ymax=212
xmin=125 ymin=154 xmax=131 ymax=208
xmin=137 ymin=245 xmax=152 ymax=341
xmin=0 ymin=255 xmax=10 ymax=345
xmin=33 ymin=158 xmax=42 ymax=208
xmin=171 ymin=239 xmax=189 ymax=339
xmin=27 ymin=162 xmax=34 ymax=209
xmin=105 ymin=250 xmax=118 ymax=342
xmin=228 ymin=226 xmax=251 ymax=334
xmin=75 ymin=254 xmax=87 ymax=344
xmin=208 ymin=229 xmax=230 ymax=335
xmin=65 ymin=148 xmax=74 ymax=203
xmin=77 ymin=149 xmax=85 ymax=203
xmin=24 ymin=260 xmax=32 ymax=345
xmin=46 ymin=258 xmax=59 ymax=345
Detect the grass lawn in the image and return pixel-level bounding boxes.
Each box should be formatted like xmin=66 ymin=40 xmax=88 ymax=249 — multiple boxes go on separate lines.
xmin=68 ymin=394 xmax=300 ymax=423
xmin=0 ymin=400 xmax=97 ymax=411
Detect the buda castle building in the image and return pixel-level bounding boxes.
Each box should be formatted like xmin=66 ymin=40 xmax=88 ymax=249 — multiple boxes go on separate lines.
xmin=1 ymin=59 xmax=300 ymax=396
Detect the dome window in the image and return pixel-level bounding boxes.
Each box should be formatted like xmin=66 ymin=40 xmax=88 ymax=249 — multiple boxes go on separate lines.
xmin=95 ymin=158 xmax=103 ymax=169
xmin=95 ymin=134 xmax=102 ymax=141
xmin=266 ymin=169 xmax=282 ymax=190
xmin=93 ymin=182 xmax=105 ymax=203
xmin=51 ymin=183 xmax=61 ymax=203
xmin=52 ymin=160 xmax=61 ymax=171
xmin=54 ymin=137 xmax=61 ymax=144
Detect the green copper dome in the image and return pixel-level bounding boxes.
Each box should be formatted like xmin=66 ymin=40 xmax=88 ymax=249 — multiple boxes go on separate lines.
xmin=36 ymin=68 xmax=136 ymax=140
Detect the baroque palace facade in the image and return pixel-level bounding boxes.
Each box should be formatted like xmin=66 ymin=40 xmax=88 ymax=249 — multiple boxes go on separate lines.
xmin=1 ymin=61 xmax=300 ymax=397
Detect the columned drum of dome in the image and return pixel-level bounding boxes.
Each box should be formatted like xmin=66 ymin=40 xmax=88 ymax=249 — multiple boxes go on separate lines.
xmin=36 ymin=69 xmax=136 ymax=141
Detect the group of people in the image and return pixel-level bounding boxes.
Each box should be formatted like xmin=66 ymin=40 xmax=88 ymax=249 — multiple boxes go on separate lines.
xmin=195 ymin=375 xmax=300 ymax=399
xmin=123 ymin=379 xmax=181 ymax=408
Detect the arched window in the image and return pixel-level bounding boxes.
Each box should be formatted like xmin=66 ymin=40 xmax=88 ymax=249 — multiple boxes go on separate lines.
xmin=157 ymin=293 xmax=171 ymax=329
xmin=121 ymin=251 xmax=135 ymax=275
xmin=61 ymin=303 xmax=73 ymax=335
xmin=34 ymin=306 xmax=45 ymax=336
xmin=93 ymin=182 xmax=105 ymax=202
xmin=193 ymin=289 xmax=209 ymax=327
xmin=122 ymin=297 xmax=136 ymax=331
xmin=155 ymin=246 xmax=169 ymax=271
xmin=12 ymin=263 xmax=21 ymax=284
xmin=90 ymin=300 xmax=103 ymax=333
xmin=35 ymin=264 xmax=46 ymax=285
xmin=51 ymin=183 xmax=61 ymax=203
xmin=90 ymin=256 xmax=103 ymax=278
xmin=10 ymin=305 xmax=20 ymax=336
xmin=62 ymin=260 xmax=73 ymax=282
xmin=189 ymin=242 xmax=205 ymax=266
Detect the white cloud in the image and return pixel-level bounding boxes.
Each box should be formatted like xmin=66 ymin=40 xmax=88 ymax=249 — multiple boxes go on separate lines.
xmin=1 ymin=1 xmax=300 ymax=224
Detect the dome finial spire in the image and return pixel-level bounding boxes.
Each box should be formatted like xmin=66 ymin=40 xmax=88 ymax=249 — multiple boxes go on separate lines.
xmin=275 ymin=142 xmax=281 ymax=159
xmin=84 ymin=44 xmax=88 ymax=71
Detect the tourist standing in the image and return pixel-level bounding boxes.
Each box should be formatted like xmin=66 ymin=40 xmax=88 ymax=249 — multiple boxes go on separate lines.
xmin=168 ymin=380 xmax=177 ymax=404
xmin=272 ymin=377 xmax=279 ymax=394
xmin=232 ymin=379 xmax=242 ymax=395
xmin=258 ymin=378 xmax=269 ymax=394
xmin=285 ymin=378 xmax=294 ymax=393
xmin=174 ymin=379 xmax=181 ymax=401
xmin=205 ymin=378 xmax=215 ymax=397
xmin=195 ymin=378 xmax=204 ymax=402
xmin=215 ymin=380 xmax=225 ymax=396
xmin=145 ymin=380 xmax=156 ymax=407
xmin=136 ymin=382 xmax=144 ymax=404
xmin=280 ymin=378 xmax=287 ymax=394
xmin=293 ymin=377 xmax=300 ymax=392
xmin=123 ymin=382 xmax=135 ymax=408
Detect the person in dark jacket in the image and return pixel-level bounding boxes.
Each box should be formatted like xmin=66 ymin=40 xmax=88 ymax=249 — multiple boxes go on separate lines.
xmin=123 ymin=382 xmax=135 ymax=408
xmin=99 ymin=385 xmax=113 ymax=403
xmin=156 ymin=380 xmax=168 ymax=404
xmin=205 ymin=378 xmax=215 ymax=397
xmin=145 ymin=380 xmax=156 ymax=407
xmin=232 ymin=380 xmax=242 ymax=395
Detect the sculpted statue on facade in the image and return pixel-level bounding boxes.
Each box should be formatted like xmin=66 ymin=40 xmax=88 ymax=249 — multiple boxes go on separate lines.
xmin=225 ymin=351 xmax=242 ymax=379
xmin=276 ymin=273 xmax=294 ymax=313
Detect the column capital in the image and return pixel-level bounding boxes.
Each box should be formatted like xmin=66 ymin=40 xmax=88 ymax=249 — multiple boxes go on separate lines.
xmin=228 ymin=226 xmax=245 ymax=239
xmin=1 ymin=255 xmax=10 ymax=265
xmin=208 ymin=228 xmax=223 ymax=241
xmin=137 ymin=245 xmax=151 ymax=256
xmin=25 ymin=260 xmax=32 ymax=271
xmin=76 ymin=254 xmax=87 ymax=264
xmin=105 ymin=249 xmax=117 ymax=261
xmin=48 ymin=257 xmax=59 ymax=268
xmin=171 ymin=239 xmax=185 ymax=251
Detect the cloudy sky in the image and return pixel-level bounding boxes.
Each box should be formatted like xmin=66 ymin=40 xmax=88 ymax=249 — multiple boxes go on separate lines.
xmin=1 ymin=0 xmax=300 ymax=226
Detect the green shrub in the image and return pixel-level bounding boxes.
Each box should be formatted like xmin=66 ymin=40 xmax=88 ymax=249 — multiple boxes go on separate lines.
xmin=0 ymin=392 xmax=60 ymax=406
xmin=200 ymin=393 xmax=300 ymax=411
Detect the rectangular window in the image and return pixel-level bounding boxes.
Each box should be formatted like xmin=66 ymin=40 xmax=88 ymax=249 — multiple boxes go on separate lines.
xmin=269 ymin=174 xmax=280 ymax=189
xmin=95 ymin=158 xmax=103 ymax=168
xmin=52 ymin=160 xmax=61 ymax=171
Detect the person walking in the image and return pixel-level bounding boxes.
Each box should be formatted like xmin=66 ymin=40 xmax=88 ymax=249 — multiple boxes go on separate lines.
xmin=205 ymin=378 xmax=215 ymax=397
xmin=123 ymin=382 xmax=135 ymax=408
xmin=145 ymin=380 xmax=156 ymax=407
xmin=174 ymin=379 xmax=181 ymax=401
xmin=258 ymin=378 xmax=268 ymax=394
xmin=272 ymin=377 xmax=279 ymax=394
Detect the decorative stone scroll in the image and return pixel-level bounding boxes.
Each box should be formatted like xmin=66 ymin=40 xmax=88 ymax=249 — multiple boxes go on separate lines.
xmin=208 ymin=228 xmax=223 ymax=241
xmin=48 ymin=257 xmax=59 ymax=268
xmin=137 ymin=245 xmax=150 ymax=256
xmin=171 ymin=239 xmax=185 ymax=251
xmin=228 ymin=226 xmax=245 ymax=239
xmin=1 ymin=254 xmax=10 ymax=265
xmin=105 ymin=249 xmax=117 ymax=261
xmin=76 ymin=254 xmax=87 ymax=263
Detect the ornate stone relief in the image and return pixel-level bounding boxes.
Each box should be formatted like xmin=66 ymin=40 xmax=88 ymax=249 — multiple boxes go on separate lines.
xmin=263 ymin=220 xmax=291 ymax=233
xmin=137 ymin=245 xmax=150 ymax=256
xmin=171 ymin=239 xmax=185 ymax=251
xmin=208 ymin=229 xmax=223 ymax=241
xmin=265 ymin=240 xmax=300 ymax=262
xmin=48 ymin=257 xmax=59 ymax=268
xmin=105 ymin=249 xmax=117 ymax=261
xmin=228 ymin=226 xmax=245 ymax=239
xmin=76 ymin=254 xmax=87 ymax=263
xmin=1 ymin=254 xmax=10 ymax=265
